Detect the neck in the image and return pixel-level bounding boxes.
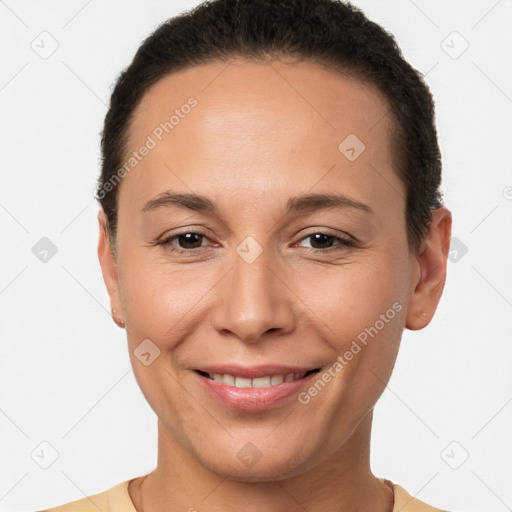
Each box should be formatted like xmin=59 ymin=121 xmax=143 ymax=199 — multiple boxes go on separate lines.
xmin=131 ymin=411 xmax=393 ymax=512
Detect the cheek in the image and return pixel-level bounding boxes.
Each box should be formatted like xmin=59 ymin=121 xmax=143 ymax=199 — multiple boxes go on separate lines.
xmin=293 ymin=252 xmax=407 ymax=401
xmin=291 ymin=260 xmax=406 ymax=433
xmin=118 ymin=252 xmax=220 ymax=346
xmin=295 ymin=254 xmax=406 ymax=344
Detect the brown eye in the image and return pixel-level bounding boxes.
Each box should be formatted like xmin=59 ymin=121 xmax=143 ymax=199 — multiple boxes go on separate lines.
xmin=297 ymin=232 xmax=353 ymax=252
xmin=308 ymin=233 xmax=336 ymax=249
xmin=158 ymin=231 xmax=212 ymax=254
xmin=174 ymin=233 xmax=205 ymax=249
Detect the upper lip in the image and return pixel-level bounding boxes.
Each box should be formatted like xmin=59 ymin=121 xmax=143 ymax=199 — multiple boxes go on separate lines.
xmin=194 ymin=364 xmax=321 ymax=379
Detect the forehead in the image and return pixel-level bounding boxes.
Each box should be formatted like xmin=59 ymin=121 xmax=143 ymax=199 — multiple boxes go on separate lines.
xmin=121 ymin=59 xmax=402 ymax=219
xmin=129 ymin=58 xmax=393 ymax=143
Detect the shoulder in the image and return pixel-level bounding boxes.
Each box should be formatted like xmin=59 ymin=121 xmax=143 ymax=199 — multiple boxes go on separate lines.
xmin=392 ymin=482 xmax=451 ymax=512
xmin=38 ymin=479 xmax=136 ymax=512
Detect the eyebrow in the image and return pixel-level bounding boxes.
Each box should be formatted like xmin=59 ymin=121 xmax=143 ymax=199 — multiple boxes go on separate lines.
xmin=286 ymin=193 xmax=374 ymax=215
xmin=142 ymin=192 xmax=217 ymax=214
xmin=141 ymin=191 xmax=374 ymax=215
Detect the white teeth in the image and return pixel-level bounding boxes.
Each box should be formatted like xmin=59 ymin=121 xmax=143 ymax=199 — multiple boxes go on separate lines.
xmin=222 ymin=374 xmax=235 ymax=386
xmin=209 ymin=372 xmax=307 ymax=388
xmin=271 ymin=375 xmax=284 ymax=385
xmin=252 ymin=376 xmax=271 ymax=388
xmin=235 ymin=377 xmax=252 ymax=388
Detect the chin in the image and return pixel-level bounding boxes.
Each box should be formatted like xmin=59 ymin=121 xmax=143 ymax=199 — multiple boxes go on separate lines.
xmin=198 ymin=446 xmax=315 ymax=483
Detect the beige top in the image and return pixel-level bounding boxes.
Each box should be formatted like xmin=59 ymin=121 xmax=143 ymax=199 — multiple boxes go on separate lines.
xmin=40 ymin=477 xmax=448 ymax=512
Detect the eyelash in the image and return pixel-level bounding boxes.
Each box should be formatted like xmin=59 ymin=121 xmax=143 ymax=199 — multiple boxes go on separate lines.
xmin=157 ymin=230 xmax=354 ymax=255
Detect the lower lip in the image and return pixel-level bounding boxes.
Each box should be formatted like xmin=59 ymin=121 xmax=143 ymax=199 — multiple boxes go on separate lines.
xmin=194 ymin=371 xmax=320 ymax=412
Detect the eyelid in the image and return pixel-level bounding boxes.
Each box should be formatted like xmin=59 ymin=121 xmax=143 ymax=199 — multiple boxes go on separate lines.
xmin=158 ymin=226 xmax=214 ymax=242
xmin=293 ymin=228 xmax=354 ymax=246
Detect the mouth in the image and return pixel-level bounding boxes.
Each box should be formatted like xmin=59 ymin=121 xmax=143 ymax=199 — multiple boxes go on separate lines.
xmin=194 ymin=368 xmax=321 ymax=388
xmin=192 ymin=363 xmax=325 ymax=411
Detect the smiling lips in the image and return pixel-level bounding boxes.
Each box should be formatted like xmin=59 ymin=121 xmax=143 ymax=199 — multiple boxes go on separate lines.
xmin=194 ymin=364 xmax=322 ymax=411
xmin=196 ymin=369 xmax=319 ymax=388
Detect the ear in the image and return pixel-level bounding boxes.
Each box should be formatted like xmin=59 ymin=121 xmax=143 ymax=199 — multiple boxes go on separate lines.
xmin=406 ymin=206 xmax=452 ymax=330
xmin=97 ymin=209 xmax=125 ymax=328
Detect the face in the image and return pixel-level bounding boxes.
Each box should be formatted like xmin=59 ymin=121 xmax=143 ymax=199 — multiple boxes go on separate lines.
xmin=98 ymin=59 xmax=450 ymax=481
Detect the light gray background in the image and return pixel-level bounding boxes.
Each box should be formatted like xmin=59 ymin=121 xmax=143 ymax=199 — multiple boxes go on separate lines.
xmin=1 ymin=1 xmax=511 ymax=511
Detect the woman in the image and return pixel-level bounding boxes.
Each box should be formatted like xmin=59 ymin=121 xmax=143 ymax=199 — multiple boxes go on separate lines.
xmin=44 ymin=0 xmax=452 ymax=510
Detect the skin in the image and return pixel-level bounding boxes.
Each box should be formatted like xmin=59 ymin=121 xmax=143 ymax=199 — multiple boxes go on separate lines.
xmin=98 ymin=58 xmax=451 ymax=512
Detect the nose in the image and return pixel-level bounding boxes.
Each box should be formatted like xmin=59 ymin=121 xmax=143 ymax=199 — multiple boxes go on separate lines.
xmin=211 ymin=247 xmax=296 ymax=344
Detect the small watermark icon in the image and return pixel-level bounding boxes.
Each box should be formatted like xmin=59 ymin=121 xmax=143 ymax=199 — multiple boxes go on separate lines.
xmin=237 ymin=442 xmax=263 ymax=467
xmin=134 ymin=339 xmax=161 ymax=366
xmin=30 ymin=31 xmax=59 ymax=59
xmin=32 ymin=237 xmax=58 ymax=263
xmin=440 ymin=441 xmax=469 ymax=469
xmin=31 ymin=441 xmax=59 ymax=469
xmin=236 ymin=236 xmax=263 ymax=264
xmin=441 ymin=31 xmax=469 ymax=60
xmin=338 ymin=134 xmax=366 ymax=161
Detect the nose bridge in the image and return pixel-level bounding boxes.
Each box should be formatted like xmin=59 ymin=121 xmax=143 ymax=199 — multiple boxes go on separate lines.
xmin=211 ymin=243 xmax=294 ymax=343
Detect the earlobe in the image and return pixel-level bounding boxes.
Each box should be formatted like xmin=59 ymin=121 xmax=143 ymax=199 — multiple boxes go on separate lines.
xmin=405 ymin=206 xmax=452 ymax=331
xmin=97 ymin=210 xmax=125 ymax=327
